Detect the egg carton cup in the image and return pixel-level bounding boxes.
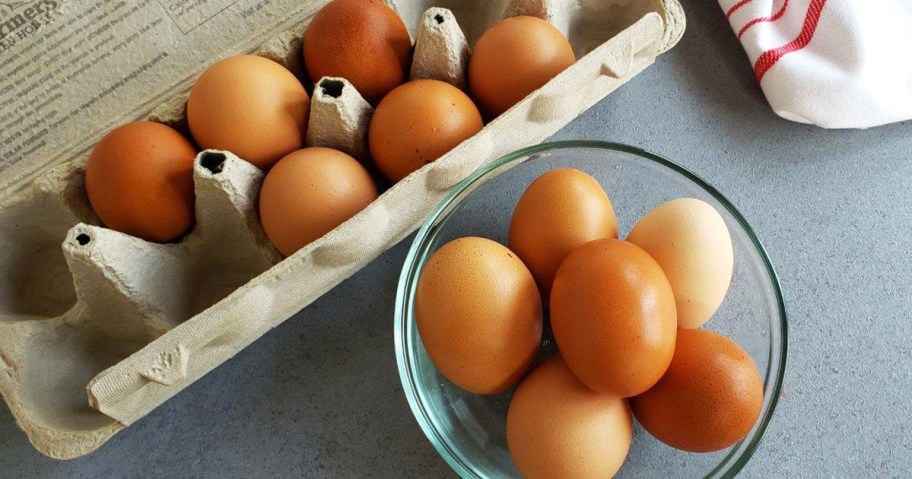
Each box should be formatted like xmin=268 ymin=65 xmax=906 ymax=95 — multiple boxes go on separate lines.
xmin=0 ymin=0 xmax=684 ymax=459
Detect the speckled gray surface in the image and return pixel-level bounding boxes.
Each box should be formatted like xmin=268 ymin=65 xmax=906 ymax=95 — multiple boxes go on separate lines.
xmin=2 ymin=1 xmax=911 ymax=477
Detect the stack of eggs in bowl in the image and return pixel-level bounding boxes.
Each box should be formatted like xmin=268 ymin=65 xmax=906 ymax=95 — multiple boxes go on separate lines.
xmin=413 ymin=166 xmax=767 ymax=478
xmin=81 ymin=0 xmax=577 ymax=257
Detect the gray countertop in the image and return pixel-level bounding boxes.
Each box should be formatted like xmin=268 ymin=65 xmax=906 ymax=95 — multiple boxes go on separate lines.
xmin=3 ymin=1 xmax=911 ymax=477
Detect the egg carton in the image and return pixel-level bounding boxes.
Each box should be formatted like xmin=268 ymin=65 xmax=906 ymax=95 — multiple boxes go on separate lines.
xmin=0 ymin=0 xmax=685 ymax=459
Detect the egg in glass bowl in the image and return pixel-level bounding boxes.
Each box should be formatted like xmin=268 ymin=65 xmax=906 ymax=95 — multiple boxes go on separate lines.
xmin=394 ymin=141 xmax=787 ymax=478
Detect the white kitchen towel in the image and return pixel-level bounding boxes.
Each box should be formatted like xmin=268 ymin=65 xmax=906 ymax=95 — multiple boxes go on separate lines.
xmin=720 ymin=0 xmax=912 ymax=129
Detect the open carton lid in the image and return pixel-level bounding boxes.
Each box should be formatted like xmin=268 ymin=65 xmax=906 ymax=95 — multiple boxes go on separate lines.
xmin=0 ymin=0 xmax=326 ymax=196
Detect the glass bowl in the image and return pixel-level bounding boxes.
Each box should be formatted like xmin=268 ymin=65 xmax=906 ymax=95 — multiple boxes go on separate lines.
xmin=395 ymin=141 xmax=787 ymax=478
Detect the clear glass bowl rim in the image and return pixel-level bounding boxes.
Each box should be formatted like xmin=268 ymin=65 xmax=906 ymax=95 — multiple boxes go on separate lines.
xmin=394 ymin=140 xmax=789 ymax=479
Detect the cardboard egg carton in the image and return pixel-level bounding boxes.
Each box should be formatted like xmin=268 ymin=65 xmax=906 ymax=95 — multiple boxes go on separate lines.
xmin=0 ymin=0 xmax=685 ymax=459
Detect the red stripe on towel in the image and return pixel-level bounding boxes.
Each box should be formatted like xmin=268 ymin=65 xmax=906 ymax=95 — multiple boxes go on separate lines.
xmin=753 ymin=0 xmax=827 ymax=83
xmin=738 ymin=0 xmax=790 ymax=39
xmin=726 ymin=0 xmax=755 ymax=18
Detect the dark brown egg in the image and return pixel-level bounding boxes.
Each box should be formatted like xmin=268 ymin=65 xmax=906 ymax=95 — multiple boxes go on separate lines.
xmin=85 ymin=121 xmax=197 ymax=243
xmin=630 ymin=329 xmax=764 ymax=453
xmin=303 ymin=0 xmax=412 ymax=104
xmin=468 ymin=16 xmax=575 ymax=117
xmin=369 ymin=79 xmax=482 ymax=183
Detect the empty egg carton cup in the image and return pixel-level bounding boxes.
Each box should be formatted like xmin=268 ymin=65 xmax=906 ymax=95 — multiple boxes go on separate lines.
xmin=0 ymin=0 xmax=685 ymax=459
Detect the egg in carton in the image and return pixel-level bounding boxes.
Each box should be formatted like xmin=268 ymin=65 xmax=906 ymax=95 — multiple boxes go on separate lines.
xmin=0 ymin=0 xmax=685 ymax=459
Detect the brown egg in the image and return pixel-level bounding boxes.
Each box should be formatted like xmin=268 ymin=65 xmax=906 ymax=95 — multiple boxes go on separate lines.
xmin=468 ymin=16 xmax=575 ymax=118
xmin=303 ymin=0 xmax=412 ymax=104
xmin=258 ymin=147 xmax=377 ymax=256
xmin=416 ymin=237 xmax=542 ymax=394
xmin=630 ymin=329 xmax=763 ymax=453
xmin=85 ymin=121 xmax=197 ymax=243
xmin=550 ymin=239 xmax=677 ymax=397
xmin=187 ymin=55 xmax=310 ymax=170
xmin=509 ymin=168 xmax=617 ymax=305
xmin=369 ymin=79 xmax=483 ymax=183
xmin=507 ymin=356 xmax=633 ymax=478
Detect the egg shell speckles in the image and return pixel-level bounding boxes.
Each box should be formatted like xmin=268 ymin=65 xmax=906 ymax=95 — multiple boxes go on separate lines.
xmin=85 ymin=121 xmax=197 ymax=243
xmin=415 ymin=237 xmax=542 ymax=395
xmin=369 ymin=79 xmax=483 ymax=183
xmin=509 ymin=168 xmax=617 ymax=305
xmin=630 ymin=329 xmax=763 ymax=453
xmin=550 ymin=238 xmax=677 ymax=397
xmin=303 ymin=0 xmax=412 ymax=104
xmin=188 ymin=55 xmax=310 ymax=171
xmin=507 ymin=356 xmax=633 ymax=479
xmin=627 ymin=198 xmax=734 ymax=329
xmin=468 ymin=16 xmax=575 ymax=118
xmin=258 ymin=147 xmax=377 ymax=256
